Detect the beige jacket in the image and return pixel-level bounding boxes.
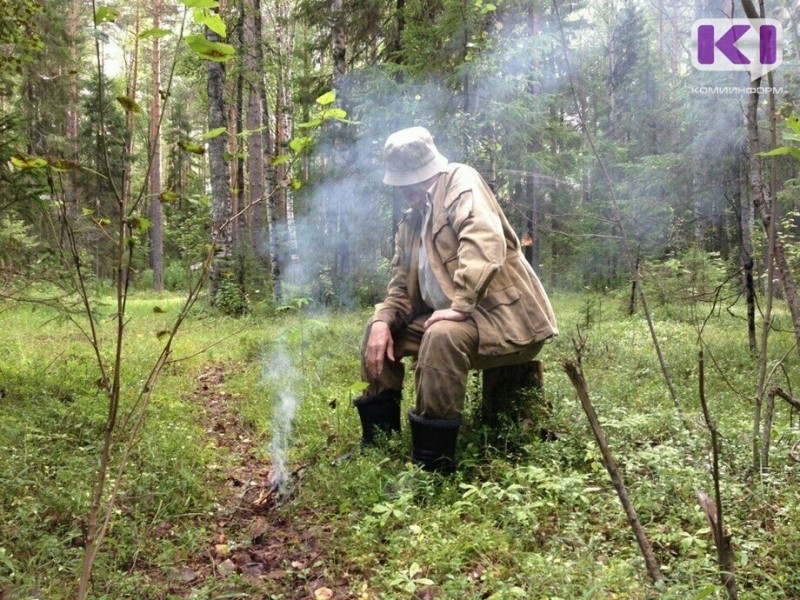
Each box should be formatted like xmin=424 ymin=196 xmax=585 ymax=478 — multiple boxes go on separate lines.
xmin=374 ymin=163 xmax=558 ymax=356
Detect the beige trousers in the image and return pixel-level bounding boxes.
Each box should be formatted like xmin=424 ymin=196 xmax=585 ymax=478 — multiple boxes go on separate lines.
xmin=361 ymin=314 xmax=544 ymax=420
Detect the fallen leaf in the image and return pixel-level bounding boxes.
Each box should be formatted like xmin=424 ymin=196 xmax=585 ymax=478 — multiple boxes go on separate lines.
xmin=217 ymin=559 xmax=236 ymax=577
xmin=314 ymin=588 xmax=334 ymax=600
xmin=214 ymin=543 xmax=230 ymax=558
xmin=248 ymin=517 xmax=268 ymax=541
xmin=265 ymin=569 xmax=287 ymax=579
xmin=241 ymin=562 xmax=264 ymax=581
xmin=290 ymin=560 xmax=306 ymax=569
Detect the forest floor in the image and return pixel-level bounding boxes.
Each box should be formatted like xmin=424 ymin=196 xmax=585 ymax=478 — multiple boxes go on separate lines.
xmin=166 ymin=363 xmax=352 ymax=600
xmin=3 ymin=289 xmax=800 ymax=599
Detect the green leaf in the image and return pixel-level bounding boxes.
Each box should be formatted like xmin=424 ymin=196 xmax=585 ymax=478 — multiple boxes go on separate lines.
xmin=237 ymin=125 xmax=268 ymax=137
xmin=0 ymin=547 xmax=17 ymax=574
xmin=128 ymin=217 xmax=152 ymax=232
xmin=196 ymin=11 xmax=227 ymax=37
xmin=291 ymin=178 xmax=302 ymax=190
xmin=289 ymin=136 xmax=313 ymax=153
xmin=139 ymin=28 xmax=172 ymax=39
xmin=295 ymin=118 xmax=323 ymax=129
xmin=271 ymin=154 xmax=290 ymax=166
xmin=758 ymin=146 xmax=800 ymax=159
xmin=694 ymin=584 xmax=716 ymax=600
xmin=10 ymin=154 xmax=47 ymax=170
xmin=184 ymin=34 xmax=235 ymax=62
xmin=49 ymin=158 xmax=80 ymax=172
xmin=201 ymin=127 xmax=227 ymax=140
xmin=783 ymin=131 xmax=800 ymax=143
xmin=116 ymin=96 xmax=142 ymax=114
xmin=787 ymin=114 xmax=800 ymax=134
xmin=94 ymin=6 xmax=119 ymax=25
xmin=315 ymin=90 xmax=336 ymax=105
xmin=81 ymin=207 xmax=94 ymax=216
xmin=159 ymin=191 xmax=179 ymax=203
xmin=323 ymin=107 xmax=347 ymax=120
xmin=181 ymin=0 xmax=219 ymax=7
xmin=178 ymin=140 xmax=206 ymax=155
xmin=347 ymin=381 xmax=368 ymax=394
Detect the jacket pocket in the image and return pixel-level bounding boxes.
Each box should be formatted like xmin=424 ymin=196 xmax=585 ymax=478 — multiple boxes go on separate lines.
xmin=475 ymin=286 xmax=537 ymax=354
xmin=481 ymin=286 xmax=520 ymax=311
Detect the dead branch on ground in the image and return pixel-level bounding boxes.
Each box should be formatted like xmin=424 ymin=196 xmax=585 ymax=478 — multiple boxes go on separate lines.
xmin=562 ymin=354 xmax=664 ymax=585
xmin=697 ymin=349 xmax=738 ymax=599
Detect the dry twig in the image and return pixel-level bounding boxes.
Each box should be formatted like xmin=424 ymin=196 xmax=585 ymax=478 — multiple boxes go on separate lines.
xmin=562 ymin=357 xmax=664 ymax=585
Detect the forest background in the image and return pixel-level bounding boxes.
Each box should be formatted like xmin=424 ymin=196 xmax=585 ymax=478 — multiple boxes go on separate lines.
xmin=2 ymin=0 xmax=800 ymax=598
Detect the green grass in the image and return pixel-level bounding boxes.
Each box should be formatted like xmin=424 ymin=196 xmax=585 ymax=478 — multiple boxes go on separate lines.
xmin=1 ymin=287 xmax=800 ymax=598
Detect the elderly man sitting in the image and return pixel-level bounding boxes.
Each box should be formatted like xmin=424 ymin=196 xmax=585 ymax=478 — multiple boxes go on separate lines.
xmin=354 ymin=126 xmax=558 ymax=473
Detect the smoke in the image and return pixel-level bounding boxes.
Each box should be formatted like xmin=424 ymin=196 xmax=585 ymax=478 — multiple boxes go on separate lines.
xmin=262 ymin=342 xmax=301 ymax=490
xmin=273 ymin=4 xmax=784 ymax=295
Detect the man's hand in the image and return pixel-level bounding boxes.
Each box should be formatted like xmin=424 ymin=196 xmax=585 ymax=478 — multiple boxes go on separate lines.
xmin=365 ymin=320 xmax=395 ymax=380
xmin=423 ymin=308 xmax=468 ymax=330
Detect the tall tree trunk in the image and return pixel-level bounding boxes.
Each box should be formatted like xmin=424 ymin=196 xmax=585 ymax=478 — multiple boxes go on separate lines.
xmin=739 ymin=152 xmax=757 ymax=353
xmin=207 ymin=26 xmax=233 ymax=304
xmin=741 ymin=0 xmax=800 ymax=356
xmin=245 ymin=0 xmax=267 ymax=283
xmin=741 ymin=0 xmax=800 ymax=463
xmin=254 ymin=0 xmax=280 ymax=300
xmin=331 ymin=0 xmax=353 ymax=304
xmin=233 ymin=0 xmax=247 ymax=292
xmin=68 ymin=0 xmax=80 ymax=160
xmin=122 ymin=6 xmax=140 ymax=218
xmin=273 ymin=0 xmax=298 ymax=276
xmin=389 ymin=0 xmax=405 ymax=81
xmin=149 ymin=0 xmax=164 ymax=291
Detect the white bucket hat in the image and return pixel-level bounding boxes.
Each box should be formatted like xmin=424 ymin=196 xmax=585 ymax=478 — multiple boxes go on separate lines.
xmin=382 ymin=126 xmax=449 ymax=186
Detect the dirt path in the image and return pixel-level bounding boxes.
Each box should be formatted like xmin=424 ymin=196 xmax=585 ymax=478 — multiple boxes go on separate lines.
xmin=166 ymin=363 xmax=355 ymax=599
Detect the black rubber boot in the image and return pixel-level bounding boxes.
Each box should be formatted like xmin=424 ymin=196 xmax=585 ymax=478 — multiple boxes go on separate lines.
xmin=408 ymin=410 xmax=462 ymax=474
xmin=353 ymin=391 xmax=401 ymax=446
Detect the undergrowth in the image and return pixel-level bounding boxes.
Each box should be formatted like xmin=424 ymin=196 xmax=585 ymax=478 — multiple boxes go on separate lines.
xmin=1 ymin=288 xmax=799 ymax=598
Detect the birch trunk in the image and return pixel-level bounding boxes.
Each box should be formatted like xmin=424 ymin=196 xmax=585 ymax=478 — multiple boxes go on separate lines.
xmin=741 ymin=0 xmax=800 ymax=355
xmin=207 ymin=26 xmax=233 ymax=304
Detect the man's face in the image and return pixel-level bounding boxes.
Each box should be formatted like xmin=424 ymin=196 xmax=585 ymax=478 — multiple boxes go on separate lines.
xmin=397 ymin=176 xmax=436 ymax=211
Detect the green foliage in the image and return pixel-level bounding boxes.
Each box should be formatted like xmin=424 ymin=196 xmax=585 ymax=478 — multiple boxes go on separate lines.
xmin=3 ymin=292 xmax=800 ymax=597
xmin=642 ymin=247 xmax=730 ymax=314
xmin=0 ymin=0 xmax=44 ymax=96
xmin=213 ymin=274 xmax=249 ymax=316
xmin=0 ymin=294 xmax=238 ymax=598
xmin=759 ymin=114 xmax=800 ymax=159
xmin=0 ymin=215 xmax=38 ymax=268
xmin=184 ymin=35 xmax=235 ymax=62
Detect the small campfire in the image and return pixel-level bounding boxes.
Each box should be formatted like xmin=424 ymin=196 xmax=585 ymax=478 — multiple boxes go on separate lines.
xmin=238 ymin=464 xmax=307 ymax=512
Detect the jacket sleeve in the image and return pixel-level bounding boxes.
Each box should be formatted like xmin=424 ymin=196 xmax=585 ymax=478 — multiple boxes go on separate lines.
xmin=446 ymin=189 xmax=506 ymax=314
xmin=373 ymin=219 xmax=414 ymax=330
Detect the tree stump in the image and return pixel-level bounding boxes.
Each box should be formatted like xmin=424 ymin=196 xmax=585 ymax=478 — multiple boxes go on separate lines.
xmin=479 ymin=360 xmax=546 ymax=431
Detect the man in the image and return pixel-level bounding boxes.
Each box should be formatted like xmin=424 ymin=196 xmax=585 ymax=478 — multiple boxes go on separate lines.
xmin=354 ymin=126 xmax=558 ymax=473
